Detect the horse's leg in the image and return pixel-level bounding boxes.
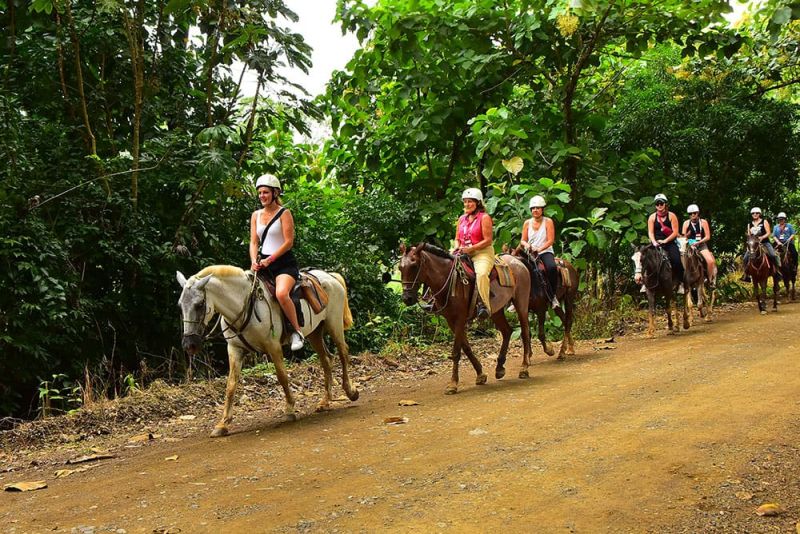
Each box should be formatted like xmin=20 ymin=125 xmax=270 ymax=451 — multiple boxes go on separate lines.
xmin=306 ymin=329 xmax=334 ymax=412
xmin=536 ymin=307 xmax=554 ymax=356
xmin=647 ymin=292 xmax=656 ymax=338
xmin=666 ymin=295 xmax=677 ymax=335
xmin=445 ymin=315 xmax=466 ymax=394
xmin=564 ymin=291 xmax=576 ymax=355
xmin=772 ymin=274 xmax=779 ymax=311
xmin=270 ymin=346 xmax=297 ymax=421
xmin=552 ymin=305 xmax=569 ymax=360
xmin=211 ymin=343 xmax=244 ymax=437
xmin=460 ymin=337 xmax=487 ymax=385
xmin=491 ymin=310 xmax=511 ymax=380
xmin=515 ymin=296 xmax=533 ymax=376
xmin=327 ymin=321 xmax=359 ymax=402
xmin=684 ymin=287 xmax=693 ymax=329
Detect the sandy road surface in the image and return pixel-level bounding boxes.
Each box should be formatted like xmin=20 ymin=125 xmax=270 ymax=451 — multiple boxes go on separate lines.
xmin=2 ymin=303 xmax=800 ymax=533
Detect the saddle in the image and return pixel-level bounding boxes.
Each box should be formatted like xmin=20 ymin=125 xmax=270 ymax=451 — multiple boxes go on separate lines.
xmin=457 ymin=254 xmax=515 ymax=288
xmin=525 ymin=255 xmax=573 ymax=290
xmin=255 ymin=270 xmax=329 ymax=330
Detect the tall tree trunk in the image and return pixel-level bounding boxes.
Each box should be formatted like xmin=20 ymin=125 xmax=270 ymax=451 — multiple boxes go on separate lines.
xmin=122 ymin=0 xmax=146 ymax=208
xmin=62 ymin=0 xmax=97 ymax=157
xmin=204 ymin=3 xmax=228 ymax=127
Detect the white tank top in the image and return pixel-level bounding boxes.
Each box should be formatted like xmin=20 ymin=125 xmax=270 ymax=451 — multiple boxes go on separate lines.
xmin=527 ymin=217 xmax=554 ymax=254
xmin=256 ymin=209 xmax=286 ymax=256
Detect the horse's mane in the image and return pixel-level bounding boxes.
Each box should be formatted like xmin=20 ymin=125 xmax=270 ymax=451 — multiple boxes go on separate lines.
xmin=195 ymin=265 xmax=246 ymax=279
xmin=420 ymin=243 xmax=453 ymax=260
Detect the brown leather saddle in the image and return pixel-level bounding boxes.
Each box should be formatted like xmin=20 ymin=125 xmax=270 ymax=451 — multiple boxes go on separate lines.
xmin=457 ymin=254 xmax=515 ymax=287
xmin=255 ymin=270 xmax=329 ymax=328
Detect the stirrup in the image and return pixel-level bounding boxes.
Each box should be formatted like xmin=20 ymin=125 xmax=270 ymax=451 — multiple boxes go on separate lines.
xmin=476 ymin=303 xmax=490 ymax=320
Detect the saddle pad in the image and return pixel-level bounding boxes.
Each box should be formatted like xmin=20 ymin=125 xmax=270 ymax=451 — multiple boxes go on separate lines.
xmin=299 ymin=273 xmax=328 ymax=314
xmin=494 ymin=255 xmax=515 ymax=287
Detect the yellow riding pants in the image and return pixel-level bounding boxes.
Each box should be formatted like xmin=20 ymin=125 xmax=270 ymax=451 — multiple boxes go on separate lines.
xmin=469 ymin=247 xmax=495 ymax=314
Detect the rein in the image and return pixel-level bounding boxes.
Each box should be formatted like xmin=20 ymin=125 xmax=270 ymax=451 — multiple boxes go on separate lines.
xmin=642 ymin=247 xmax=670 ymax=291
xmin=191 ymin=275 xmax=264 ymax=354
xmin=405 ymin=248 xmax=468 ymax=314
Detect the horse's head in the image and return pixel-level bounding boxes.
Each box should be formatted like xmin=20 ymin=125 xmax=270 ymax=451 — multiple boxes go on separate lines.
xmin=746 ymin=234 xmax=761 ymax=256
xmin=631 ymin=245 xmax=645 ymax=284
xmin=398 ymin=242 xmax=423 ymax=306
xmin=176 ymin=271 xmax=213 ymax=355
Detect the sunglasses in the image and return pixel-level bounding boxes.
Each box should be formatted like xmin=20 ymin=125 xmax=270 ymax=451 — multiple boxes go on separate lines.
xmin=655 ymin=201 xmax=666 ymax=206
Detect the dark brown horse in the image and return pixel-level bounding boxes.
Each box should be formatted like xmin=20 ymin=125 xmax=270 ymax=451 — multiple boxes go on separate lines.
xmin=510 ymin=247 xmax=579 ymax=359
xmin=399 ymin=243 xmax=533 ymax=393
xmin=775 ymin=242 xmax=797 ymax=301
xmin=744 ymin=235 xmax=778 ymax=314
xmin=632 ymin=244 xmax=685 ymax=337
xmin=679 ymin=238 xmax=713 ymax=325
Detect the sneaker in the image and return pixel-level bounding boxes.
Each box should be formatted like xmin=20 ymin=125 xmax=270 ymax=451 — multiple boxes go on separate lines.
xmin=290 ymin=331 xmax=305 ymax=351
xmin=677 ymin=284 xmax=685 ymax=295
xmin=551 ymin=296 xmax=560 ymax=308
xmin=506 ymin=304 xmax=516 ymax=313
xmin=640 ymin=284 xmax=647 ymax=293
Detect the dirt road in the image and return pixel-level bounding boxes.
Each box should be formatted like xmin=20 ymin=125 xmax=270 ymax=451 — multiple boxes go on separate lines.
xmin=3 ymin=303 xmax=800 ymax=533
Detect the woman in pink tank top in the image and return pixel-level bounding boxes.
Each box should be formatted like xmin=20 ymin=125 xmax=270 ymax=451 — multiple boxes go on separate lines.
xmin=452 ymin=187 xmax=495 ymax=319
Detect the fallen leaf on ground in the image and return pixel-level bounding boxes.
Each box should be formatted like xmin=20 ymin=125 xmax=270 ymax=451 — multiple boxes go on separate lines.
xmin=383 ymin=416 xmax=408 ymax=425
xmin=164 ymin=437 xmax=182 ymax=443
xmin=592 ymin=346 xmax=616 ymax=351
xmin=755 ymin=503 xmax=782 ymax=516
xmin=469 ymin=428 xmax=488 ymax=436
xmin=735 ymin=491 xmax=754 ymax=501
xmin=3 ymin=480 xmax=47 ymax=492
xmin=54 ymin=466 xmax=92 ymax=478
xmin=398 ymin=400 xmax=419 ymax=406
xmin=332 ymin=396 xmax=349 ymax=402
xmin=178 ymin=415 xmax=196 ymax=421
xmin=66 ymin=453 xmax=116 ymax=465
xmin=128 ymin=433 xmax=158 ymax=443
xmin=164 ymin=455 xmax=179 ymax=461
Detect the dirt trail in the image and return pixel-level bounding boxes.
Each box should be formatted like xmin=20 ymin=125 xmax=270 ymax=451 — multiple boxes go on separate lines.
xmin=3 ymin=303 xmax=800 ymax=533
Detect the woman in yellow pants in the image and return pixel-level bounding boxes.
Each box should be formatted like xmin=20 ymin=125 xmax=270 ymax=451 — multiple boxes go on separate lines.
xmin=453 ymin=187 xmax=495 ymax=319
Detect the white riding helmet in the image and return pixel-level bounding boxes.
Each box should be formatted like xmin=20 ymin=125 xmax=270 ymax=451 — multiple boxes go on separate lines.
xmin=777 ymin=212 xmax=787 ymax=219
xmin=686 ymin=204 xmax=699 ymax=214
xmin=255 ymin=173 xmax=282 ymax=191
xmin=529 ymin=195 xmax=547 ymax=208
xmin=462 ymin=187 xmax=483 ymax=202
xmin=654 ymin=193 xmax=668 ymax=203
xmin=750 ymin=207 xmax=762 ymax=214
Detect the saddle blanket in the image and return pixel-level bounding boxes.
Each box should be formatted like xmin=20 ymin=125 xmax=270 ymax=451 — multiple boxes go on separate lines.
xmin=458 ymin=254 xmax=515 ymax=288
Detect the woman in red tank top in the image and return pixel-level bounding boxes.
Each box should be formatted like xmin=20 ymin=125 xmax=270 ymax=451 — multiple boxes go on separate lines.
xmin=453 ymin=187 xmax=495 ymax=319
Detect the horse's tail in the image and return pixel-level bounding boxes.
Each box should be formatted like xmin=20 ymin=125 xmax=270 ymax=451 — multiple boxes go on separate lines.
xmin=331 ymin=272 xmax=353 ymax=330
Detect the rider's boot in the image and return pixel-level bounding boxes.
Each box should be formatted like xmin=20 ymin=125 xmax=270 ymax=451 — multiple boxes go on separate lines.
xmin=677 ymin=282 xmax=685 ymax=295
xmin=476 ymin=299 xmax=490 ymax=320
xmin=741 ymin=273 xmax=751 ymax=283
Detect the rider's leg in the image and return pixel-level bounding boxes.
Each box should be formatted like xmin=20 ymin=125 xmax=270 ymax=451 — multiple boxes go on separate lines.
xmin=275 ymin=273 xmax=304 ymax=349
xmin=700 ymin=248 xmax=717 ymax=285
xmin=666 ymin=242 xmax=685 ymax=293
xmin=790 ymin=243 xmax=798 ymax=266
xmin=765 ymin=242 xmax=780 ymax=268
xmin=540 ymin=252 xmax=559 ymax=306
xmin=471 ymin=249 xmax=494 ymax=316
xmin=742 ymin=250 xmax=751 ymax=281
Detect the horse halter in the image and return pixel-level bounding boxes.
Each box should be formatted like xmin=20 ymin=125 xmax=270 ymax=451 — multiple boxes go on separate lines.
xmin=642 ymin=247 xmax=669 ymax=291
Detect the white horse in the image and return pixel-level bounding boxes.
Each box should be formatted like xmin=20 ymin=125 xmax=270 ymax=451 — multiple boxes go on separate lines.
xmin=177 ymin=265 xmax=359 ymax=437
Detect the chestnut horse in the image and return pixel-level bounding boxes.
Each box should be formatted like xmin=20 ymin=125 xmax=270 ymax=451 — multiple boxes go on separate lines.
xmin=632 ymin=244 xmax=685 ymax=337
xmin=399 ymin=243 xmax=533 ymax=392
xmin=511 ymin=247 xmax=579 ymax=359
xmin=776 ymin=242 xmax=797 ymax=301
xmin=745 ymin=235 xmax=779 ymax=314
xmin=678 ymin=237 xmax=714 ymax=325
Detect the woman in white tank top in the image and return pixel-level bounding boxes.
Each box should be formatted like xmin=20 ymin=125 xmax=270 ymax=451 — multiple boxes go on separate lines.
xmin=249 ymin=174 xmax=305 ymax=351
xmin=520 ymin=195 xmax=559 ymax=307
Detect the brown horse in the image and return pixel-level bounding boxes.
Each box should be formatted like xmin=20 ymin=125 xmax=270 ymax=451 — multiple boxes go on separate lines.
xmin=632 ymin=244 xmax=684 ymax=337
xmin=399 ymin=243 xmax=533 ymax=392
xmin=679 ymin=238 xmax=713 ymax=325
xmin=744 ymin=235 xmax=778 ymax=314
xmin=775 ymin=242 xmax=797 ymax=301
xmin=510 ymin=247 xmax=579 ymax=359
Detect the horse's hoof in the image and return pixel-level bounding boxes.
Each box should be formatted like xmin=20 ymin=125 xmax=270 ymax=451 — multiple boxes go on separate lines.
xmin=210 ymin=427 xmax=229 ymax=438
xmin=667 ymin=330 xmax=675 ymax=336
xmin=445 ymin=386 xmax=458 ymax=395
xmin=544 ymin=344 xmax=555 ymax=357
xmin=476 ymin=373 xmax=488 ymax=385
xmin=283 ymin=412 xmax=297 ymax=422
xmin=760 ymin=310 xmax=767 ymax=315
xmin=518 ymin=369 xmax=529 ymax=379
xmin=347 ymin=389 xmax=360 ymax=401
xmin=315 ymin=402 xmax=331 ymax=413
xmin=495 ymin=367 xmax=506 ymax=380
xmin=556 ymin=354 xmax=565 ymax=361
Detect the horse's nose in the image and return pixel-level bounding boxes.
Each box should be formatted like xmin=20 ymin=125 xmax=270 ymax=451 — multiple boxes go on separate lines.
xmin=182 ymin=335 xmax=202 ymax=355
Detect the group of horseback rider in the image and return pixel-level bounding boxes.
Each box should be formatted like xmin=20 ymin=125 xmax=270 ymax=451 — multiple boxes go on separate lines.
xmin=742 ymin=206 xmax=797 ymax=282
xmin=453 ymin=188 xmax=560 ymax=318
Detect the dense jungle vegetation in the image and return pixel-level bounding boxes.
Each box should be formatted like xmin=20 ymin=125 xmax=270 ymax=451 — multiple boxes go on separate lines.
xmin=1 ymin=0 xmax=799 ymax=418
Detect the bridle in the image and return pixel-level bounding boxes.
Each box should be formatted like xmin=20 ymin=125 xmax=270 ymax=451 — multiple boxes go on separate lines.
xmin=642 ymin=246 xmax=670 ymax=291
xmin=401 ymin=247 xmax=467 ymax=314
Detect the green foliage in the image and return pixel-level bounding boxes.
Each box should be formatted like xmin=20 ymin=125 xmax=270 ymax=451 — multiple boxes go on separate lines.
xmin=37 ymin=374 xmax=82 ymax=418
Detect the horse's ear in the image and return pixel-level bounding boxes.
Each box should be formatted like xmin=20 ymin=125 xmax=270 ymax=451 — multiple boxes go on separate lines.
xmin=176 ymin=271 xmax=187 ymax=288
xmin=195 ymin=276 xmax=211 ymax=290
xmin=399 ymin=241 xmax=406 ymax=255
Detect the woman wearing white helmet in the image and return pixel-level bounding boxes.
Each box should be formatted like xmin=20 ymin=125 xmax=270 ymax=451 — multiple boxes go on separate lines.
xmin=647 ymin=194 xmax=684 ymax=293
xmin=249 ymin=173 xmax=304 ymax=351
xmin=772 ymin=212 xmax=797 ymax=266
xmin=681 ymin=204 xmax=717 ymax=285
xmin=742 ymin=206 xmax=779 ymax=281
xmin=453 ymin=187 xmax=495 ymax=319
xmin=520 ymin=195 xmax=559 ymax=307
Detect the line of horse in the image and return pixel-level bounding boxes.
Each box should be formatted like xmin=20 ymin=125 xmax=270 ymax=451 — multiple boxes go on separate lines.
xmin=177 ymin=235 xmax=796 ymax=437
